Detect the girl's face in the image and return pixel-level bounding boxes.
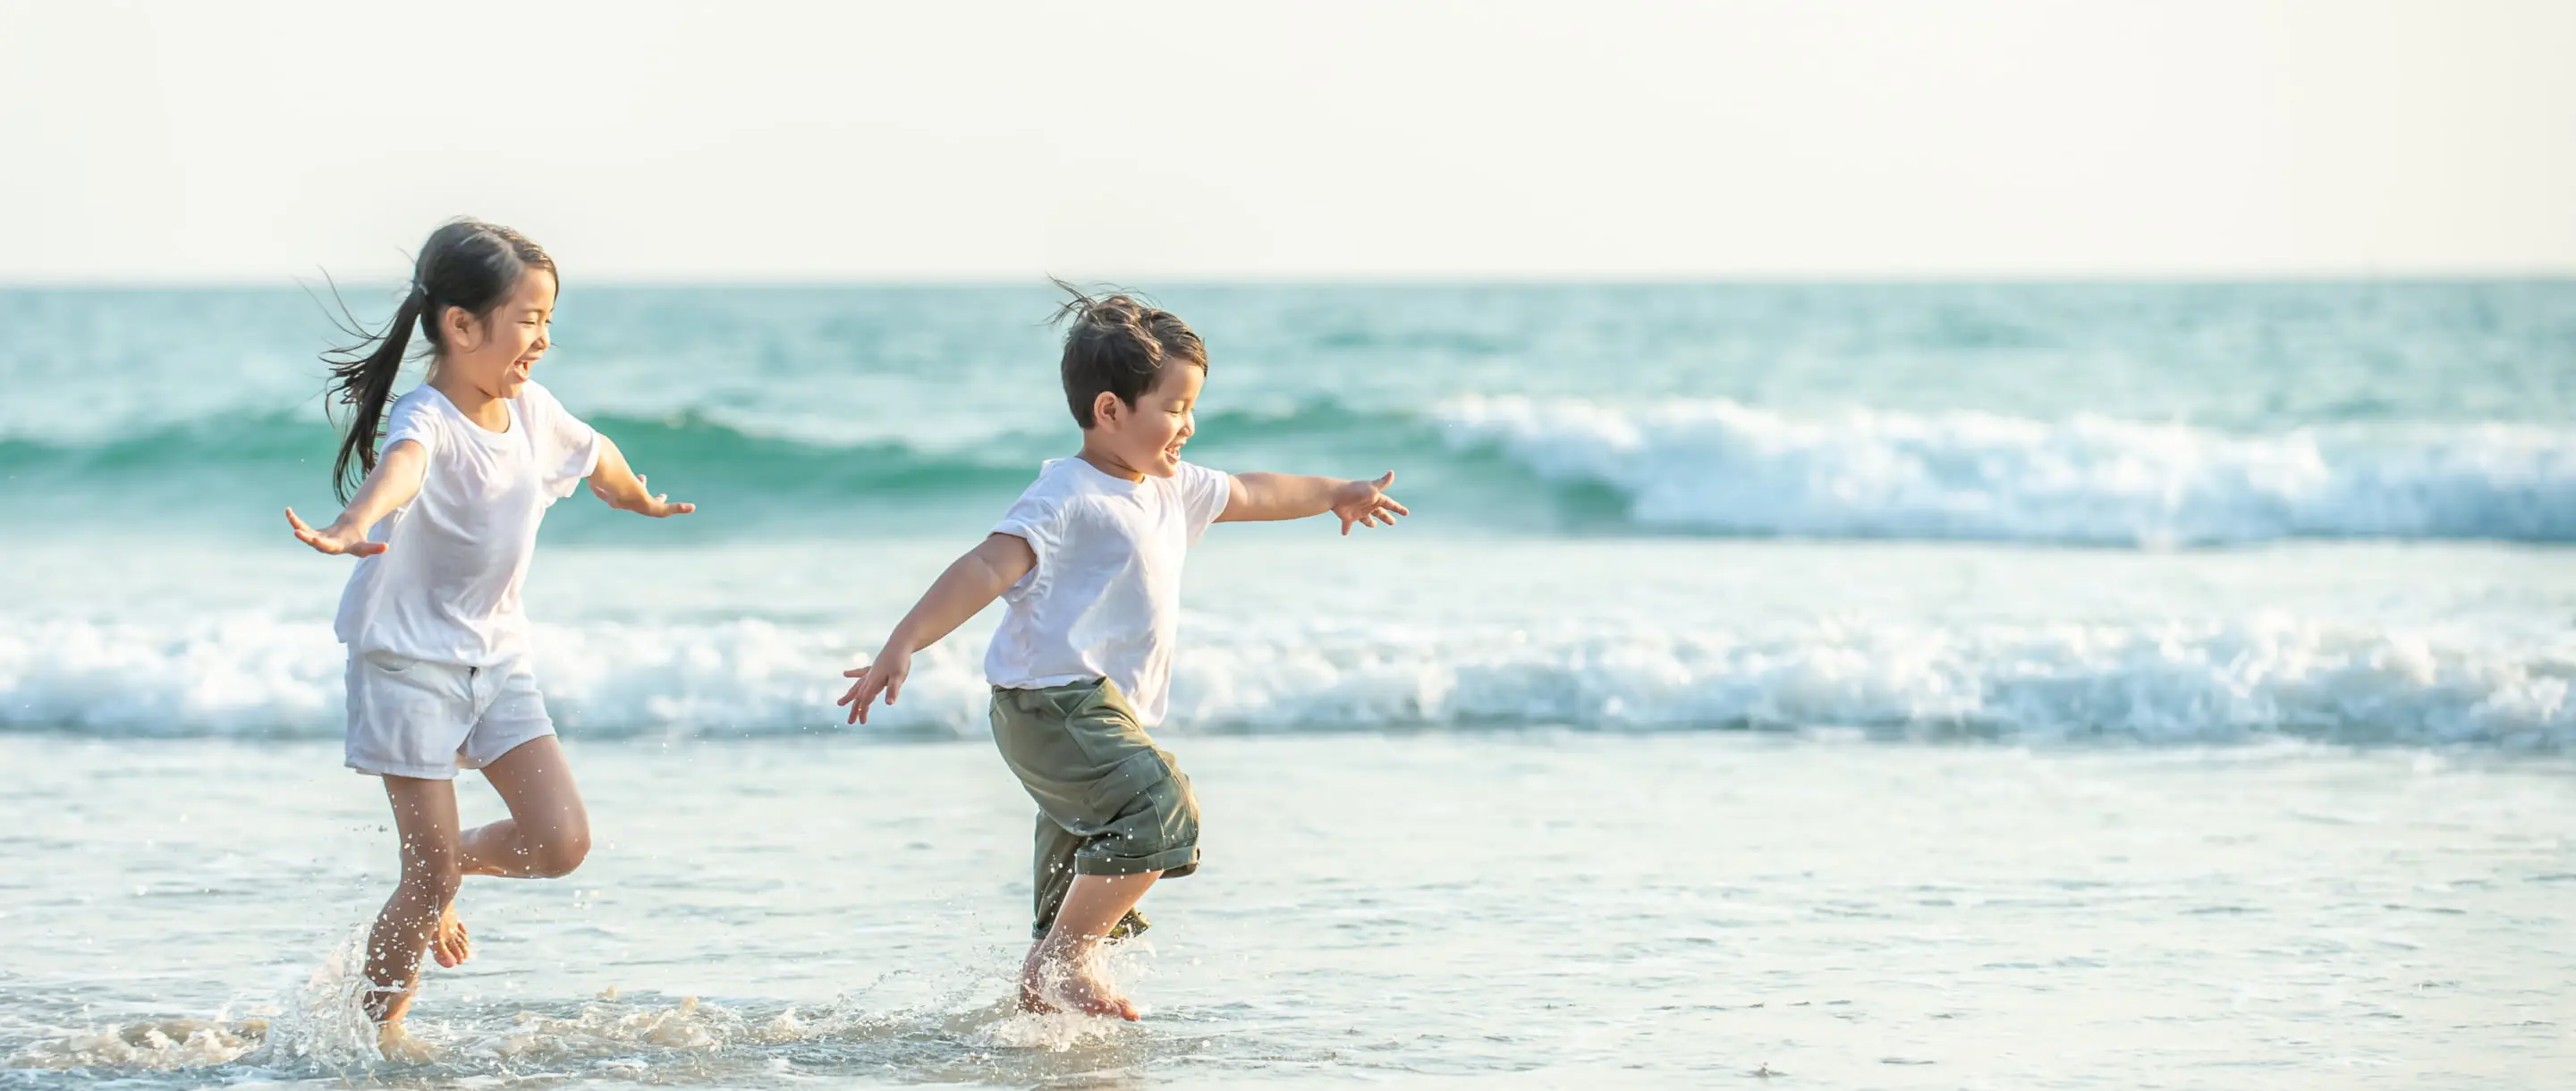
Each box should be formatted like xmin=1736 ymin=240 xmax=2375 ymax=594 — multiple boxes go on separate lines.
xmin=437 ymin=269 xmax=555 ymax=400
xmin=1093 ymin=361 xmax=1202 ymax=478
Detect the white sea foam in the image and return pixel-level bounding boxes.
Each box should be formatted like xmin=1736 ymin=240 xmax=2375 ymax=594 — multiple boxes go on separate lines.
xmin=5 ymin=927 xmax=376 ymax=1072
xmin=1436 ymin=396 xmax=2576 ymax=545
xmin=6 ymin=963 xmax=1056 ymax=1076
xmin=6 ymin=1019 xmax=270 ymax=1070
xmin=3 ymin=614 xmax=2565 ymax=748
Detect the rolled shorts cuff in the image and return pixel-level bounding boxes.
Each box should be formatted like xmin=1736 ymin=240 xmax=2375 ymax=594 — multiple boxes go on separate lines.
xmin=345 ymin=726 xmax=555 ymax=781
xmin=456 ymin=721 xmax=557 ymax=770
xmin=345 ymin=757 xmax=467 ymax=781
xmin=1072 ymin=844 xmax=1199 ymax=877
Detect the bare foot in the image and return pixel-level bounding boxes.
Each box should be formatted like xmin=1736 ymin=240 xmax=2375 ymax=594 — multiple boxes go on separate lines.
xmin=1017 ymin=949 xmax=1061 ymax=1013
xmin=430 ymin=902 xmax=471 ymax=968
xmin=1021 ymin=954 xmax=1140 ymax=1021
xmin=1057 ymin=973 xmax=1140 ymax=1021
xmin=1016 ymin=978 xmax=1059 ymax=1014
xmin=364 ymin=985 xmax=416 ymax=1026
xmin=376 ymin=1019 xmax=440 ymax=1063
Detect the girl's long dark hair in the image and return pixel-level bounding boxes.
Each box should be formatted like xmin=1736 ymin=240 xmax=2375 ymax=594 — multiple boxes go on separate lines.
xmin=319 ymin=218 xmax=555 ymax=501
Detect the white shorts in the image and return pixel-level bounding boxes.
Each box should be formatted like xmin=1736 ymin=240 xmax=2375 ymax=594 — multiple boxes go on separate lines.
xmin=343 ymin=650 xmax=556 ymax=780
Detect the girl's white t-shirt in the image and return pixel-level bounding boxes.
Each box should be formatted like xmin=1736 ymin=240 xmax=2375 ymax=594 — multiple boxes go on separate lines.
xmin=985 ymin=457 xmax=1233 ymax=727
xmin=333 ymin=382 xmax=601 ymax=667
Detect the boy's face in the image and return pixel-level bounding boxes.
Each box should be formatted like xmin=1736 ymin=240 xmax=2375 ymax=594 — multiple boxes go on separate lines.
xmin=1094 ymin=361 xmax=1203 ymax=478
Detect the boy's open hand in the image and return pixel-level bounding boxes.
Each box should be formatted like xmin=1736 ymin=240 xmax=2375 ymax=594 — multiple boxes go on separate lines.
xmin=837 ymin=648 xmax=911 ymax=724
xmin=284 ymin=508 xmax=387 ymax=556
xmin=1330 ymin=471 xmax=1409 ymax=536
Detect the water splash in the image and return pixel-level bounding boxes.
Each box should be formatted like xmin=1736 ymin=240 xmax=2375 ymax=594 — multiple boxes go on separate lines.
xmin=7 ymin=937 xmax=1165 ymax=1083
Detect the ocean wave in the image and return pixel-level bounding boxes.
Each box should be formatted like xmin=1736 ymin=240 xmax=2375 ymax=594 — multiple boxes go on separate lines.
xmin=1436 ymin=396 xmax=2576 ymax=545
xmin=0 ymin=405 xmax=1366 ymax=498
xmin=11 ymin=397 xmax=2575 ymax=546
xmin=4 ymin=614 xmax=2565 ymax=749
xmin=0 ymin=410 xmax=1042 ymax=498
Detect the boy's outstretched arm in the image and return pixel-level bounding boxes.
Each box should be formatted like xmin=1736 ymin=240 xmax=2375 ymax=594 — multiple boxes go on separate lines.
xmin=588 ymin=435 xmax=695 ymax=517
xmin=1217 ymin=470 xmax=1409 ymax=535
xmin=837 ymin=533 xmax=1038 ymax=723
xmin=284 ymin=440 xmax=428 ymax=556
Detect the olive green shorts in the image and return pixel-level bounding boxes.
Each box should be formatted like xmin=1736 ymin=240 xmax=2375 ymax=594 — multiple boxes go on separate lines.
xmin=989 ymin=678 xmax=1200 ymax=938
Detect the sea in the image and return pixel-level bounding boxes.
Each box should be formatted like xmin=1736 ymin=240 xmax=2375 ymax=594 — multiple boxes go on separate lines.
xmin=1 ymin=282 xmax=2571 ymax=1087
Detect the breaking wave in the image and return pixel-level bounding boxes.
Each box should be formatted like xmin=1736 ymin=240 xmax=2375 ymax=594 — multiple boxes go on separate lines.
xmin=1436 ymin=396 xmax=2576 ymax=545
xmin=4 ymin=613 xmax=2565 ymax=749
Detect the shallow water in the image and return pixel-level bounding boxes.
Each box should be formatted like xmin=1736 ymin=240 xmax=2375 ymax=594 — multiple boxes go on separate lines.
xmin=4 ymin=734 xmax=2570 ymax=1087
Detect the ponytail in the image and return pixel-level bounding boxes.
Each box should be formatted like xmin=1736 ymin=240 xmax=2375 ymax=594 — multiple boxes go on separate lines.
xmin=313 ymin=218 xmax=557 ymax=503
xmin=321 ymin=283 xmax=428 ymax=502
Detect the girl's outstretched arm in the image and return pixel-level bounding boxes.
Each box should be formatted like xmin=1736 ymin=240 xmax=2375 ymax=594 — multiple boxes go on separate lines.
xmin=586 ymin=435 xmax=695 ymax=517
xmin=1217 ymin=470 xmax=1408 ymax=534
xmin=284 ymin=440 xmax=429 ymax=556
xmin=837 ymin=533 xmax=1037 ymax=724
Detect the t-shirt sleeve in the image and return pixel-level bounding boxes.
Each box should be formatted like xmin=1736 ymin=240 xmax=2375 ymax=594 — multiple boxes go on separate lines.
xmin=991 ymin=480 xmax=1071 ymax=597
xmin=521 ymin=383 xmax=603 ymax=499
xmin=1177 ymin=461 xmax=1233 ymax=545
xmin=378 ymin=394 xmax=441 ymax=461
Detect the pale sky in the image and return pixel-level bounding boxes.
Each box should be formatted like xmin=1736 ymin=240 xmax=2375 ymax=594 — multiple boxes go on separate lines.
xmin=5 ymin=0 xmax=2572 ymax=282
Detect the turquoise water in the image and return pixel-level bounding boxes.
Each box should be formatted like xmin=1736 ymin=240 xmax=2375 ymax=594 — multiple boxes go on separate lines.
xmin=3 ymin=283 xmax=2572 ymax=1087
xmin=6 ymin=283 xmax=2572 ymax=540
xmin=1 ymin=283 xmax=2569 ymax=746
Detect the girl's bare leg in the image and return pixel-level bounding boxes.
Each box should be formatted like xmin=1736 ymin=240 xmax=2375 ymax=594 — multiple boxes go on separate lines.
xmin=1021 ymin=871 xmax=1159 ymax=1020
xmin=364 ymin=775 xmax=465 ymax=1053
xmin=458 ymin=737 xmax=590 ymax=879
xmin=361 ymin=738 xmax=589 ymax=1056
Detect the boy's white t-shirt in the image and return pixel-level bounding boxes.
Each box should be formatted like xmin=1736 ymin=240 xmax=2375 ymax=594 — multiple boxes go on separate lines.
xmin=333 ymin=382 xmax=602 ymax=667
xmin=986 ymin=457 xmax=1233 ymax=727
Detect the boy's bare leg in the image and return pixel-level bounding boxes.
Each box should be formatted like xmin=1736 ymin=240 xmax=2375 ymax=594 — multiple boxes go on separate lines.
xmin=1021 ymin=871 xmax=1159 ymax=1020
xmin=364 ymin=776 xmax=467 ymax=1056
xmin=457 ymin=737 xmax=590 ymax=880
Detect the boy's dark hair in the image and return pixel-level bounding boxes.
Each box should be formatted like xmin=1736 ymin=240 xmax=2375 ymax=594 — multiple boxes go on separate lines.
xmin=1050 ymin=279 xmax=1207 ymax=428
xmin=318 ymin=217 xmax=556 ymax=501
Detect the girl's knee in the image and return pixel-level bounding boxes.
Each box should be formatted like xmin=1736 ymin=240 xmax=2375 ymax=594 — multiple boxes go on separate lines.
xmin=528 ymin=827 xmax=590 ymax=878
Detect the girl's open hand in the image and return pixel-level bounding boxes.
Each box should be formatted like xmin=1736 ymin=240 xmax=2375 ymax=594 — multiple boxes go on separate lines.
xmin=837 ymin=647 xmax=911 ymax=724
xmin=1330 ymin=471 xmax=1409 ymax=536
xmin=628 ymin=474 xmax=695 ymax=518
xmin=285 ymin=507 xmax=387 ymax=556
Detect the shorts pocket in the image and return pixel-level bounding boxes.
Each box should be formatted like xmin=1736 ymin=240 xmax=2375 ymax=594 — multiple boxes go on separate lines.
xmin=358 ymin=651 xmax=460 ymax=700
xmin=1080 ymin=748 xmax=1174 ymax=820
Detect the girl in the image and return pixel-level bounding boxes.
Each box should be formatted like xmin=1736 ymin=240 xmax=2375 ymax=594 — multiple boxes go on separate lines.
xmin=284 ymin=219 xmax=691 ymax=1058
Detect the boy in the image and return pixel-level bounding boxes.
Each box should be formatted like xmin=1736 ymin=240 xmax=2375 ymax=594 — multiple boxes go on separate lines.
xmin=835 ymin=289 xmax=1407 ymax=1019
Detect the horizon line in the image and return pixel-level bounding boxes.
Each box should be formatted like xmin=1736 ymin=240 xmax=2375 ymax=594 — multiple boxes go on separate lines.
xmin=5 ymin=269 xmax=2575 ymax=291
